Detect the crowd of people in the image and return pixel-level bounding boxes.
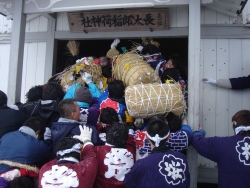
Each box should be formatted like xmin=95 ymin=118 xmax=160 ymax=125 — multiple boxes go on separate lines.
xmin=0 ymin=39 xmax=250 ymax=188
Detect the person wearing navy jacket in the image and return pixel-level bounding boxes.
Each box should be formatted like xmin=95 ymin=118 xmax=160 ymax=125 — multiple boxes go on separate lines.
xmin=125 ymin=119 xmax=190 ymax=188
xmin=192 ymin=110 xmax=250 ymax=188
xmin=202 ymin=75 xmax=250 ymax=90
xmin=0 ymin=117 xmax=52 ymax=175
xmin=0 ymin=90 xmax=29 ymax=138
xmin=51 ymin=98 xmax=100 ymax=146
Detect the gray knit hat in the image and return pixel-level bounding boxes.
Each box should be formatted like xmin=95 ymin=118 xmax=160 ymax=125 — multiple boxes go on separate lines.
xmin=74 ymin=86 xmax=92 ymax=104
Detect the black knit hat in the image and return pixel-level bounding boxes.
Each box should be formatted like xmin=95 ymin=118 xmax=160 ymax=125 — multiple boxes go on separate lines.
xmin=74 ymin=86 xmax=92 ymax=104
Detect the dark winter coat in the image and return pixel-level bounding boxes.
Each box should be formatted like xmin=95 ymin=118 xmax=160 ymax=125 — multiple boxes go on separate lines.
xmin=230 ymin=75 xmax=250 ymax=90
xmin=18 ymin=100 xmax=60 ymax=127
xmin=0 ymin=131 xmax=52 ymax=174
xmin=51 ymin=121 xmax=100 ymax=146
xmin=0 ymin=106 xmax=29 ymax=138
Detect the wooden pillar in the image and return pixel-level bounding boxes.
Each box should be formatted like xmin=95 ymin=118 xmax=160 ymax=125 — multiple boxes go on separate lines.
xmin=7 ymin=0 xmax=26 ymax=104
xmin=187 ymin=0 xmax=201 ymax=188
xmin=44 ymin=15 xmax=56 ymax=83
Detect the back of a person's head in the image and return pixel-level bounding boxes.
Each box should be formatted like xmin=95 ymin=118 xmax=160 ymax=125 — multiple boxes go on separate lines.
xmin=150 ymin=115 xmax=166 ymax=122
xmin=0 ymin=90 xmax=7 ymax=106
xmin=232 ymin=110 xmax=250 ymax=136
xmin=100 ymin=107 xmax=119 ymax=124
xmin=161 ymin=68 xmax=179 ymax=83
xmin=58 ymin=98 xmax=77 ymax=118
xmin=106 ymin=123 xmax=128 ymax=147
xmin=42 ymin=82 xmax=64 ymax=101
xmin=8 ymin=176 xmax=35 ymax=188
xmin=141 ymin=44 xmax=160 ymax=55
xmin=165 ymin=112 xmax=182 ymax=132
xmin=147 ymin=119 xmax=170 ymax=147
xmin=25 ymin=85 xmax=44 ymax=102
xmin=108 ymin=80 xmax=125 ymax=99
xmin=55 ymin=137 xmax=81 ymax=161
xmin=24 ymin=117 xmax=45 ymax=136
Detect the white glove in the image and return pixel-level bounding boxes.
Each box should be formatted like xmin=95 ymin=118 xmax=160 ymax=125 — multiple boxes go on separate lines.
xmin=202 ymin=78 xmax=216 ymax=85
xmin=44 ymin=127 xmax=51 ymax=140
xmin=73 ymin=125 xmax=93 ymax=144
xmin=111 ymin=38 xmax=120 ymax=48
xmin=82 ymin=72 xmax=93 ymax=84
xmin=137 ymin=46 xmax=143 ymax=52
xmin=134 ymin=118 xmax=144 ymax=128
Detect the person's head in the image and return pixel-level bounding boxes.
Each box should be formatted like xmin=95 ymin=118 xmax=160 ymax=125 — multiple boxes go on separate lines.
xmin=55 ymin=137 xmax=82 ymax=161
xmin=74 ymin=86 xmax=92 ymax=105
xmin=141 ymin=44 xmax=160 ymax=61
xmin=108 ymin=80 xmax=125 ymax=98
xmin=106 ymin=122 xmax=128 ymax=148
xmin=8 ymin=177 xmax=35 ymax=188
xmin=150 ymin=115 xmax=167 ymax=123
xmin=232 ymin=110 xmax=250 ymax=136
xmin=0 ymin=90 xmax=7 ymax=106
xmin=160 ymin=68 xmax=179 ymax=83
xmin=100 ymin=107 xmax=119 ymax=125
xmin=42 ymin=82 xmax=64 ymax=102
xmin=25 ymin=85 xmax=44 ymax=102
xmin=146 ymin=119 xmax=170 ymax=148
xmin=23 ymin=117 xmax=45 ymax=140
xmin=164 ymin=54 xmax=187 ymax=81
xmin=99 ymin=54 xmax=109 ymax=67
xmin=165 ymin=112 xmax=182 ymax=132
xmin=58 ymin=99 xmax=80 ymax=121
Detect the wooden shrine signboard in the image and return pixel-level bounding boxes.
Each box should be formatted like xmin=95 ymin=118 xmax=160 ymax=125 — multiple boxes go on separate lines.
xmin=67 ymin=9 xmax=169 ymax=32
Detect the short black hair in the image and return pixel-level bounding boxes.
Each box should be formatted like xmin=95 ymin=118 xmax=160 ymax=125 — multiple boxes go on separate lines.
xmin=161 ymin=68 xmax=179 ymax=83
xmin=100 ymin=107 xmax=119 ymax=124
xmin=8 ymin=177 xmax=35 ymax=188
xmin=58 ymin=99 xmax=77 ymax=118
xmin=150 ymin=115 xmax=166 ymax=122
xmin=25 ymin=85 xmax=44 ymax=102
xmin=54 ymin=137 xmax=81 ymax=161
xmin=0 ymin=90 xmax=7 ymax=106
xmin=147 ymin=119 xmax=170 ymax=146
xmin=108 ymin=80 xmax=125 ymax=98
xmin=165 ymin=112 xmax=182 ymax=132
xmin=168 ymin=54 xmax=187 ymax=81
xmin=42 ymin=82 xmax=64 ymax=101
xmin=141 ymin=44 xmax=160 ymax=55
xmin=106 ymin=122 xmax=128 ymax=148
xmin=24 ymin=117 xmax=45 ymax=137
xmin=102 ymin=66 xmax=112 ymax=79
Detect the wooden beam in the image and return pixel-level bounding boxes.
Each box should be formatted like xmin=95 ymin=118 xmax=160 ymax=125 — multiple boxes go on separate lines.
xmin=7 ymin=0 xmax=26 ymax=105
xmin=44 ymin=17 xmax=56 ymax=83
xmin=187 ymin=0 xmax=201 ymax=188
xmin=55 ymin=28 xmax=189 ymax=39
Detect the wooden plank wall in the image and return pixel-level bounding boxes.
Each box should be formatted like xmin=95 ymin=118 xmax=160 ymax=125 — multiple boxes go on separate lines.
xmin=0 ymin=15 xmax=47 ymax=103
xmin=199 ymin=39 xmax=250 ymax=170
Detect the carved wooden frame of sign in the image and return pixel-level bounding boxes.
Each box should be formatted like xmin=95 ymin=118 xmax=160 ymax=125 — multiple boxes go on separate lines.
xmin=67 ymin=9 xmax=169 ymax=33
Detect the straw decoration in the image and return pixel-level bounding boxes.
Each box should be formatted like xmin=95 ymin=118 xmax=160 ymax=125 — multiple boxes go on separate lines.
xmin=125 ymin=82 xmax=186 ymax=118
xmin=0 ymin=160 xmax=39 ymax=174
xmin=66 ymin=41 xmax=80 ymax=56
xmin=112 ymin=53 xmax=161 ymax=87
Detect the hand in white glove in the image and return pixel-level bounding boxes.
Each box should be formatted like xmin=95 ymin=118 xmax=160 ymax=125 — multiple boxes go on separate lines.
xmin=73 ymin=125 xmax=93 ymax=144
xmin=111 ymin=38 xmax=120 ymax=48
xmin=202 ymin=78 xmax=216 ymax=85
xmin=137 ymin=46 xmax=143 ymax=52
xmin=134 ymin=118 xmax=144 ymax=128
xmin=44 ymin=127 xmax=51 ymax=140
xmin=82 ymin=72 xmax=93 ymax=84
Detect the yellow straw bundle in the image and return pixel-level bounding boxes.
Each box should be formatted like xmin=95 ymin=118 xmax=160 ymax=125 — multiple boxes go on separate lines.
xmin=113 ymin=53 xmax=161 ymax=87
xmin=125 ymin=83 xmax=186 ymax=118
